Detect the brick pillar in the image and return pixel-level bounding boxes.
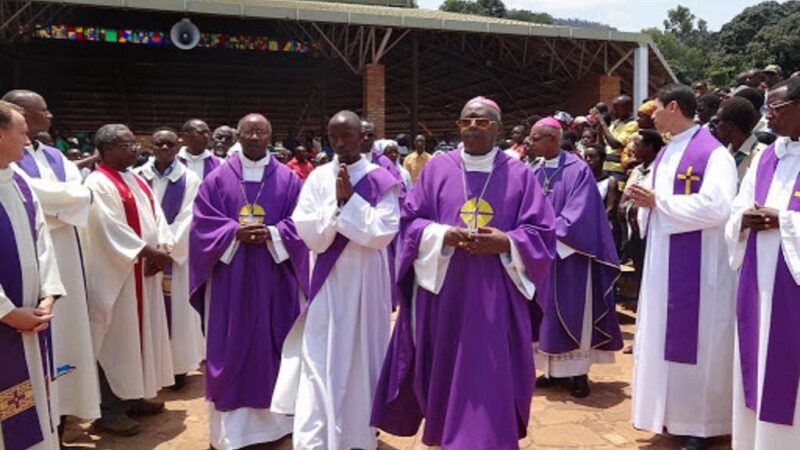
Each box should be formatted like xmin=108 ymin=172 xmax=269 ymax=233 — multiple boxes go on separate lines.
xmin=363 ymin=63 xmax=385 ymax=137
xmin=598 ymin=75 xmax=621 ymax=106
xmin=565 ymin=75 xmax=621 ymax=116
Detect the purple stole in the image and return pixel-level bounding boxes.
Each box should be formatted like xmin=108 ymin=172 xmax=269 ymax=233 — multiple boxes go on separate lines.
xmin=0 ymin=174 xmax=45 ymax=450
xmin=737 ymin=143 xmax=800 ymax=425
xmin=178 ymin=153 xmax=221 ymax=179
xmin=146 ymin=171 xmax=187 ymax=337
xmin=650 ymin=127 xmax=720 ymax=364
xmin=177 ymin=152 xmax=219 ymax=326
xmin=16 ymin=144 xmax=66 ymax=182
xmin=306 ymin=167 xmax=399 ymax=301
xmin=16 ymin=144 xmax=81 ymax=377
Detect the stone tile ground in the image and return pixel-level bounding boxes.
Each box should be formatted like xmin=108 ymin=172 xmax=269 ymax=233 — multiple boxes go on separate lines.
xmin=62 ymin=308 xmax=732 ymax=449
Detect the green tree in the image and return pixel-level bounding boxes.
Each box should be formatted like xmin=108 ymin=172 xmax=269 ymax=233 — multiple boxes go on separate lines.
xmin=476 ymin=0 xmax=506 ymax=18
xmin=439 ymin=0 xmax=480 ymax=14
xmin=439 ymin=0 xmax=506 ymax=17
xmin=713 ymin=1 xmax=800 ymax=81
xmin=644 ymin=5 xmax=715 ymax=84
xmin=644 ymin=26 xmax=708 ymax=84
xmin=507 ymin=9 xmax=553 ymax=24
xmin=746 ymin=10 xmax=800 ymax=74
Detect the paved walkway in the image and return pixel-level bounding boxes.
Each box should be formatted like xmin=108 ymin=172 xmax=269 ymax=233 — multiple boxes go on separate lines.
xmin=62 ymin=308 xmax=732 ymax=449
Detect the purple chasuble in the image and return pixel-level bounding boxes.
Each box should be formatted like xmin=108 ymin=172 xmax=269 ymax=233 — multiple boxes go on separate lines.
xmin=189 ymin=153 xmax=308 ymax=411
xmin=370 ymin=148 xmax=405 ymax=306
xmin=650 ymin=126 xmax=721 ymax=364
xmin=181 ymin=153 xmax=222 ymax=326
xmin=146 ymin=172 xmax=187 ymax=337
xmin=737 ymin=143 xmax=800 ymax=425
xmin=178 ymin=153 xmax=222 ymax=179
xmin=371 ymin=150 xmax=556 ymax=450
xmin=306 ymin=166 xmax=400 ymax=301
xmin=0 ymin=174 xmax=44 ymax=450
xmin=16 ymin=143 xmax=67 ymax=182
xmin=371 ymin=148 xmax=404 ymax=190
xmin=532 ymin=151 xmax=622 ymax=353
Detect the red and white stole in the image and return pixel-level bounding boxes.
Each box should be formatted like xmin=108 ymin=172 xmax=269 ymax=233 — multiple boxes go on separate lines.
xmin=96 ymin=164 xmax=155 ymax=337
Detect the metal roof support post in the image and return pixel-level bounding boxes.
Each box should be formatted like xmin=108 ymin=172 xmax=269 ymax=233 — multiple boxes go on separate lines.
xmin=633 ymin=43 xmax=648 ymax=108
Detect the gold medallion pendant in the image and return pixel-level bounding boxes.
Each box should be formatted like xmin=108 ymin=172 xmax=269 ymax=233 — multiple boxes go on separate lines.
xmin=459 ymin=197 xmax=494 ymax=230
xmin=239 ymin=203 xmax=266 ymax=225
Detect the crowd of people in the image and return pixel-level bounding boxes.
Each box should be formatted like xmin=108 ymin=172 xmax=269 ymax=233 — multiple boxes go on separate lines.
xmin=0 ymin=61 xmax=799 ymax=450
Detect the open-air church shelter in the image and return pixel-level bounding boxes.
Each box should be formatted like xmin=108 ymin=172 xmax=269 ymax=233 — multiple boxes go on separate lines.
xmin=0 ymin=0 xmax=676 ymax=138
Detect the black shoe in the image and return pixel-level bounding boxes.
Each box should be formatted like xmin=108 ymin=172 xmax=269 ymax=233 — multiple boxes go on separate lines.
xmin=622 ymin=344 xmax=634 ymax=354
xmin=126 ymin=399 xmax=165 ymax=417
xmin=169 ymin=373 xmax=187 ymax=391
xmin=680 ymin=436 xmax=711 ymax=450
xmin=570 ymin=375 xmax=590 ymax=398
xmin=535 ymin=375 xmax=566 ymax=388
xmin=92 ymin=416 xmax=140 ymax=436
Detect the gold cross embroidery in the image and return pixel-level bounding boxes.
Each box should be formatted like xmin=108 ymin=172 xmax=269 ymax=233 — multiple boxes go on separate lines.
xmin=0 ymin=379 xmax=35 ymax=421
xmin=677 ymin=166 xmax=701 ymax=195
xmin=459 ymin=198 xmax=494 ymax=230
xmin=794 ymin=191 xmax=800 ymax=199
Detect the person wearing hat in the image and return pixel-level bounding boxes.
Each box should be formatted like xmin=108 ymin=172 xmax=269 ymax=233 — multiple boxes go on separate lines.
xmin=763 ymin=64 xmax=783 ymax=89
xmin=621 ymin=100 xmax=658 ymax=174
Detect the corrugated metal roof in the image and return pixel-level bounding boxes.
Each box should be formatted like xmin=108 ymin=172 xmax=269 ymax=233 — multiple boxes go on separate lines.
xmin=31 ymin=0 xmax=650 ymax=43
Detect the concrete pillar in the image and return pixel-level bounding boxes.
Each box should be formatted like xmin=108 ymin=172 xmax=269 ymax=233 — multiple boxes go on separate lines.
xmin=362 ymin=63 xmax=385 ymax=137
xmin=565 ymin=75 xmax=621 ymax=116
xmin=633 ymin=44 xmax=649 ymax=107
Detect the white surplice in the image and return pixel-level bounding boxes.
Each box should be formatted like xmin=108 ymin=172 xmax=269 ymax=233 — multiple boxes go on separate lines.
xmin=271 ymin=156 xmax=400 ymax=450
xmin=0 ymin=167 xmax=65 ymax=450
xmin=534 ymin=155 xmax=614 ymax=378
xmin=136 ymin=160 xmax=204 ymax=375
xmin=81 ymin=168 xmax=174 ymax=400
xmin=13 ymin=144 xmax=101 ymax=420
xmin=725 ymin=137 xmax=800 ymax=450
xmin=204 ymin=153 xmax=293 ymax=450
xmin=632 ymin=125 xmax=738 ymax=437
xmin=177 ymin=147 xmax=218 ymax=180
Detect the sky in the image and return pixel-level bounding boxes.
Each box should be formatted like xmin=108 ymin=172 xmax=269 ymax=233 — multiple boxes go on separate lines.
xmin=416 ymin=0 xmax=774 ymax=32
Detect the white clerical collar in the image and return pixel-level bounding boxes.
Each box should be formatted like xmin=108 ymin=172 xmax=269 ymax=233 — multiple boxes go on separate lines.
xmin=543 ymin=153 xmax=561 ymax=168
xmin=669 ymin=124 xmax=699 ymax=146
xmin=461 ymin=147 xmax=498 ymax=173
xmin=775 ymin=136 xmax=800 ymax=159
xmin=178 ymin=147 xmax=211 ymax=161
xmin=143 ymin=159 xmax=183 ymax=182
xmin=241 ymin=151 xmax=270 ymax=168
xmin=333 ymin=154 xmax=367 ymax=171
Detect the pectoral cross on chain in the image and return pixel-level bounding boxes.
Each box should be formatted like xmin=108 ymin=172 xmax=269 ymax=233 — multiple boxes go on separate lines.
xmin=542 ymin=178 xmax=553 ymax=194
xmin=677 ymin=166 xmax=701 ymax=195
